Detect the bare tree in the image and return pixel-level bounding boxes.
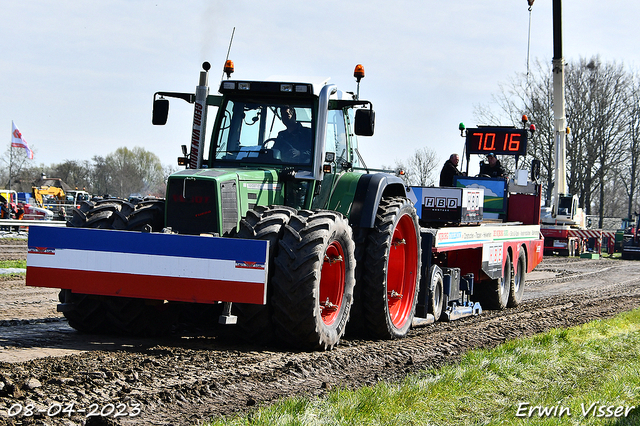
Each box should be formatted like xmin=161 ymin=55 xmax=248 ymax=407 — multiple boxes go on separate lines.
xmin=618 ymin=74 xmax=640 ymax=219
xmin=384 ymin=147 xmax=440 ymax=187
xmin=90 ymin=155 xmax=113 ymax=197
xmin=406 ymin=147 xmax=439 ymax=187
xmin=475 ymin=56 xmax=633 ymax=223
xmin=50 ymin=160 xmax=92 ymax=192
xmin=565 ymin=57 xmax=629 ymax=226
xmin=0 ymin=145 xmax=35 ymax=190
xmin=382 ymin=160 xmax=410 ymax=186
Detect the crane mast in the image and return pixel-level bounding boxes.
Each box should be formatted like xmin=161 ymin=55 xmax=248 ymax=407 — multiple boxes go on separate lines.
xmin=549 ymin=0 xmax=583 ymax=225
xmin=552 ymin=0 xmax=567 ymax=201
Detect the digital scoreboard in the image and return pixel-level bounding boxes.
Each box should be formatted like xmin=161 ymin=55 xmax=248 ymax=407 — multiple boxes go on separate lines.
xmin=465 ymin=127 xmax=528 ymax=156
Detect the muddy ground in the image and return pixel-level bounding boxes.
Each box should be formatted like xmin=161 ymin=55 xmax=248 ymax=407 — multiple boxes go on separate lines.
xmin=1 ymin=236 xmax=640 ymax=425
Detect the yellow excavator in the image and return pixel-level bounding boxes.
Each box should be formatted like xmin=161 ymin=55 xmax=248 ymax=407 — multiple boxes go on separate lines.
xmin=32 ymin=185 xmax=66 ymax=208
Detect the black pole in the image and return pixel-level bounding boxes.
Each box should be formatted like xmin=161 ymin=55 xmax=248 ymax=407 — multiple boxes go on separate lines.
xmin=552 ymin=0 xmax=562 ymax=60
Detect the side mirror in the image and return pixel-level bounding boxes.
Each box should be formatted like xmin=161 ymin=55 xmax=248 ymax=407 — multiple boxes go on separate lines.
xmin=355 ymin=108 xmax=375 ymax=136
xmin=152 ymin=98 xmax=169 ymax=125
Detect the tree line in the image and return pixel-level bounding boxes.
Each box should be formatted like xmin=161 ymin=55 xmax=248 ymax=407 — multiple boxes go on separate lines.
xmin=381 ymin=55 xmax=640 ymax=229
xmin=8 ymin=56 xmax=638 ymax=227
xmin=1 ymin=146 xmax=173 ymax=199
xmin=474 ymin=56 xmax=640 ymax=228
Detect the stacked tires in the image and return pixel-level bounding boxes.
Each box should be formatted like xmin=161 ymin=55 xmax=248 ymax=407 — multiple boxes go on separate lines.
xmin=67 ymin=198 xmax=165 ymax=231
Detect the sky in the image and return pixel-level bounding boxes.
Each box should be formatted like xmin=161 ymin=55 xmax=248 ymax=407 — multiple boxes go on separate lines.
xmin=2 ymin=1 xmax=640 ymax=178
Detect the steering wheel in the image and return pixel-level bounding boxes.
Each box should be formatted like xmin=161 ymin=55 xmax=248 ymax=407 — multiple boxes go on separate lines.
xmin=262 ymin=138 xmax=278 ymax=149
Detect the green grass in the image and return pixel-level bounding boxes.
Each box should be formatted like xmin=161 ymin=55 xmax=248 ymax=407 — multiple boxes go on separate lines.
xmin=205 ymin=309 xmax=640 ymax=426
xmin=0 ymin=259 xmax=26 ymax=270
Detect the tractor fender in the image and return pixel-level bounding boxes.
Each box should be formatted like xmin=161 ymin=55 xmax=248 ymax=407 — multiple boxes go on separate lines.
xmin=349 ymin=173 xmax=407 ymax=229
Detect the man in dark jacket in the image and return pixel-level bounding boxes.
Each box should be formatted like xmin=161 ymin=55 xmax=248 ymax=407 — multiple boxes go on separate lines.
xmin=479 ymin=153 xmax=506 ymax=178
xmin=273 ymin=106 xmax=312 ymax=164
xmin=439 ymin=153 xmax=463 ymax=187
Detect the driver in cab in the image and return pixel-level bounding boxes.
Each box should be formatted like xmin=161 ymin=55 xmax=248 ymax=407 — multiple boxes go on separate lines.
xmin=273 ymin=106 xmax=312 ymax=163
xmin=479 ymin=153 xmax=506 ymax=178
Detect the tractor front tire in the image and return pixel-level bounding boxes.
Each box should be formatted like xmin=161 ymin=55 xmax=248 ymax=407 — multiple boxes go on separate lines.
xmin=271 ymin=210 xmax=356 ymax=350
xmin=233 ymin=205 xmax=297 ymax=345
xmin=60 ymin=199 xmax=175 ymax=336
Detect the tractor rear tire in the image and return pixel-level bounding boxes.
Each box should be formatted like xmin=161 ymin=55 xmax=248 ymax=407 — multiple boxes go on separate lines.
xmin=271 ymin=210 xmax=355 ymax=350
xmin=357 ymin=197 xmax=421 ymax=339
xmin=233 ymin=205 xmax=297 ymax=345
xmin=60 ymin=199 xmax=176 ymax=336
xmin=508 ymin=249 xmax=526 ymax=307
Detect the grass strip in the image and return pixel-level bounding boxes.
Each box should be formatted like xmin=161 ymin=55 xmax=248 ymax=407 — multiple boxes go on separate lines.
xmin=0 ymin=260 xmax=26 ymax=269
xmin=206 ymin=308 xmax=640 ymax=426
xmin=0 ymin=259 xmax=26 ymax=274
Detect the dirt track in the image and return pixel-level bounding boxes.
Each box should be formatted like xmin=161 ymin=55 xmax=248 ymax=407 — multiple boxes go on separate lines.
xmin=1 ymin=237 xmax=640 ymax=425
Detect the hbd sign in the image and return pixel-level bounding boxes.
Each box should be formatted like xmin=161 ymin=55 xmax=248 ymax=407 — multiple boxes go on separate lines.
xmin=418 ymin=187 xmax=484 ymax=224
xmin=424 ymin=197 xmax=458 ymax=209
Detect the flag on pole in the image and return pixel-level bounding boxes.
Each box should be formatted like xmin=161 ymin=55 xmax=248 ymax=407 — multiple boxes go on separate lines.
xmin=11 ymin=121 xmax=34 ymax=160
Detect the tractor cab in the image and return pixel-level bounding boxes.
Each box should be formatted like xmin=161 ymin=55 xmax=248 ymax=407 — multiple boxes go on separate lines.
xmin=152 ymin=63 xmax=376 ymax=235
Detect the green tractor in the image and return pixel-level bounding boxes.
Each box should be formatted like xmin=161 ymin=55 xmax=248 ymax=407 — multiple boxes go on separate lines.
xmin=57 ymin=62 xmax=421 ymax=350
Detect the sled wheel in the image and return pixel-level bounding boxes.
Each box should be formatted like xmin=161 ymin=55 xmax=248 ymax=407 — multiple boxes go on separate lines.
xmin=481 ymin=252 xmax=512 ymax=310
xmin=271 ymin=210 xmax=355 ymax=350
xmin=508 ymin=248 xmax=526 ymax=307
xmin=233 ymin=205 xmax=297 ymax=344
xmin=428 ymin=264 xmax=445 ymax=322
xmin=359 ymin=197 xmax=421 ymax=339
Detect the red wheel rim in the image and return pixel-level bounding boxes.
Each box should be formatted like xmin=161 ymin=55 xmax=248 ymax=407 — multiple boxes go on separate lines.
xmin=319 ymin=240 xmax=346 ymax=326
xmin=387 ymin=214 xmax=418 ymax=329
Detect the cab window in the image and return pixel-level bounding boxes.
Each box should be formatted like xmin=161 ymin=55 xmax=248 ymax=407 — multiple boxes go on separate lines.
xmin=326 ymin=109 xmax=347 ymax=166
xmin=213 ymin=99 xmax=314 ymax=166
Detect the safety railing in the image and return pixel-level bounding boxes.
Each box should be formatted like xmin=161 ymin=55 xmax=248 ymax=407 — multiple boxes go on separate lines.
xmin=0 ymin=219 xmax=67 ymax=228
